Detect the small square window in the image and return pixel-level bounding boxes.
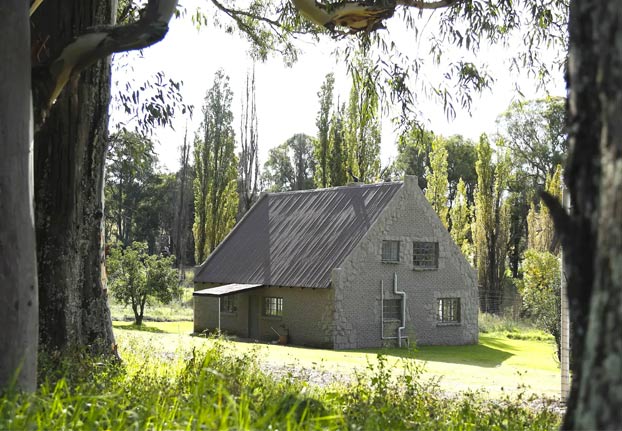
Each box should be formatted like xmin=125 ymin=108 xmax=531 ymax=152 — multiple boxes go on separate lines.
xmin=438 ymin=298 xmax=460 ymax=323
xmin=220 ymin=296 xmax=237 ymax=313
xmin=382 ymin=240 xmax=400 ymax=263
xmin=264 ymin=297 xmax=283 ymax=317
xmin=413 ymin=241 xmax=439 ymax=269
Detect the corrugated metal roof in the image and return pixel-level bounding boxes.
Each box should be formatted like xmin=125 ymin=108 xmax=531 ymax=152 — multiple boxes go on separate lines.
xmin=194 ymin=182 xmax=403 ymax=288
xmin=193 ymin=283 xmax=263 ymax=297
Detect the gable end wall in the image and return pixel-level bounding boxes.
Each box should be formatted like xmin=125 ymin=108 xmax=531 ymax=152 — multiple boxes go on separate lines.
xmin=333 ymin=177 xmax=478 ymax=349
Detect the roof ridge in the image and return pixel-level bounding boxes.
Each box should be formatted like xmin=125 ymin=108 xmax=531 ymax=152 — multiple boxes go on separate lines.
xmin=267 ymin=181 xmax=402 ymax=196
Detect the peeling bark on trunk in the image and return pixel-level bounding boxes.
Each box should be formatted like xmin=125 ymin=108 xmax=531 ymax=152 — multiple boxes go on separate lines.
xmin=549 ymin=0 xmax=622 ymax=428
xmin=32 ymin=0 xmax=116 ymax=352
xmin=0 ymin=0 xmax=38 ymax=391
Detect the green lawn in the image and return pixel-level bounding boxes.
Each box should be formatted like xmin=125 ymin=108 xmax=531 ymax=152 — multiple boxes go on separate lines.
xmin=113 ymin=321 xmax=561 ymax=398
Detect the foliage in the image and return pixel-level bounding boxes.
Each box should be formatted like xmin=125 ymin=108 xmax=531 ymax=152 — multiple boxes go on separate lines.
xmin=107 ymin=242 xmax=181 ymax=326
xmin=445 ymin=135 xmax=478 ymax=206
xmin=0 ymin=338 xmax=562 ymax=431
xmin=527 ymin=165 xmax=562 ymax=254
xmin=345 ymin=55 xmax=381 ymax=183
xmin=193 ymin=70 xmax=239 ymax=263
xmin=474 ymin=135 xmax=511 ymax=314
xmin=424 ymin=137 xmax=450 ymax=228
xmin=450 ymin=178 xmax=472 ymax=259
xmin=516 ymin=249 xmax=561 ymax=359
xmin=105 ymin=130 xmax=157 ymax=248
xmin=395 ymin=126 xmax=434 ymax=189
xmin=315 ymin=73 xmax=335 ymax=188
xmin=497 ymin=97 xmax=567 ymax=187
xmin=263 ymin=134 xmax=316 ymax=191
xmin=111 ymin=67 xmax=193 ymax=136
xmin=173 ymin=128 xmax=195 ymax=268
xmin=328 ymin=103 xmax=348 ymax=186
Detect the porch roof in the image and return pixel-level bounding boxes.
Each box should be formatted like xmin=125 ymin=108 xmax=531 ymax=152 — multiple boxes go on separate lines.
xmin=192 ymin=283 xmax=264 ymax=297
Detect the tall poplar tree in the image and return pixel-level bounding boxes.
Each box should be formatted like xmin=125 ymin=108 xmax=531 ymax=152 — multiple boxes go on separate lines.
xmin=450 ymin=178 xmax=472 ymax=258
xmin=424 ymin=137 xmax=449 ymax=228
xmin=315 ymin=73 xmax=334 ymax=188
xmin=329 ymin=103 xmax=348 ymax=186
xmin=474 ymin=135 xmax=510 ymax=314
xmin=238 ymin=68 xmax=260 ymax=219
xmin=193 ymin=70 xmax=238 ymax=263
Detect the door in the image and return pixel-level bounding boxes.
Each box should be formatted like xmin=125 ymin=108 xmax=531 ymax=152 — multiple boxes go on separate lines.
xmin=248 ymin=295 xmax=260 ymax=339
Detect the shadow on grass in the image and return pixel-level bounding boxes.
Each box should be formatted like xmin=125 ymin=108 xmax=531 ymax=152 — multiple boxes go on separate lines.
xmin=112 ymin=323 xmax=165 ymax=333
xmin=353 ymin=336 xmax=514 ymax=368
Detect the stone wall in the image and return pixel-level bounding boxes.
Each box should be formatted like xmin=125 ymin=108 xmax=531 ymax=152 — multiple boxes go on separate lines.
xmin=333 ymin=176 xmax=479 ymax=349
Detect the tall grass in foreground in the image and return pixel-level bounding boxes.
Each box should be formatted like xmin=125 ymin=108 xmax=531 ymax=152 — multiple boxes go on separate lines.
xmin=0 ymin=338 xmax=561 ymax=430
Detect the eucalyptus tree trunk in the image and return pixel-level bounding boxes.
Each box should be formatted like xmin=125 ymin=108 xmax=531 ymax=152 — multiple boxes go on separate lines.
xmin=543 ymin=0 xmax=622 ymax=428
xmin=0 ymin=0 xmax=38 ymax=391
xmin=31 ymin=0 xmax=116 ymax=352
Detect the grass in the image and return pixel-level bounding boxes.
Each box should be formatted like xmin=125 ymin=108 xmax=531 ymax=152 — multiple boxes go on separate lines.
xmin=113 ymin=320 xmax=561 ymax=397
xmin=0 ymin=335 xmax=562 ymax=430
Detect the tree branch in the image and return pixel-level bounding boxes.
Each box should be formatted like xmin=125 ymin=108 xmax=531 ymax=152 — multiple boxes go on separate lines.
xmin=395 ymin=0 xmax=459 ymax=9
xmin=34 ymin=0 xmax=178 ymax=127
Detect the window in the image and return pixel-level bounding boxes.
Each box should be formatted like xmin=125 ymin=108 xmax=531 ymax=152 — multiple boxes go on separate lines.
xmin=438 ymin=298 xmax=460 ymax=323
xmin=383 ymin=298 xmax=402 ymax=320
xmin=413 ymin=241 xmax=439 ymax=269
xmin=381 ymin=240 xmax=400 ymax=263
xmin=264 ymin=297 xmax=283 ymax=317
xmin=220 ymin=296 xmax=236 ymax=313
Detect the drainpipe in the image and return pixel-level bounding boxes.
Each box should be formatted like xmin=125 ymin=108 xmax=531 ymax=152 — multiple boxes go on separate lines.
xmin=393 ymin=273 xmax=407 ymax=347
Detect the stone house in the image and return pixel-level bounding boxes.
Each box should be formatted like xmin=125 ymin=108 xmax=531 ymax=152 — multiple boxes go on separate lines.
xmin=193 ymin=176 xmax=478 ymax=349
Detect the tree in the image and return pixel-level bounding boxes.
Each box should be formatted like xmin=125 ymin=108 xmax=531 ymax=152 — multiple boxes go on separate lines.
xmin=107 ymin=242 xmax=180 ymax=326
xmin=0 ymin=0 xmax=178 ymax=391
xmin=193 ymin=70 xmax=238 ymax=263
xmin=0 ymin=1 xmax=37 ymax=392
xmin=329 ymin=103 xmax=348 ymax=186
xmin=450 ymin=179 xmax=472 ymax=259
xmin=540 ymin=1 xmax=622 ymax=427
xmin=263 ymin=134 xmax=316 ymax=192
xmin=497 ymin=97 xmax=567 ymax=187
xmin=473 ymin=135 xmax=510 ymax=314
xmin=105 ymin=131 xmax=158 ymax=247
xmin=445 ymin=136 xmax=478 ymax=207
xmin=132 ymin=173 xmax=177 ymax=254
xmin=345 ymin=57 xmax=381 ymax=183
xmin=315 ymin=73 xmax=335 ymax=188
xmin=238 ymin=68 xmax=260 ymax=219
xmin=173 ymin=126 xmax=194 ymax=273
xmin=517 ymin=250 xmax=561 ymax=360
xmin=424 ymin=138 xmax=449 ymax=228
xmin=395 ymin=127 xmax=434 ymax=190
xmin=527 ymin=165 xmax=562 ymax=254
xmin=32 ymin=0 xmax=178 ymax=359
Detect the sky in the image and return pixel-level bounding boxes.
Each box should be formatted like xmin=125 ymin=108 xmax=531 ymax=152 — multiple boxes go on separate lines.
xmin=110 ymin=1 xmax=566 ymax=173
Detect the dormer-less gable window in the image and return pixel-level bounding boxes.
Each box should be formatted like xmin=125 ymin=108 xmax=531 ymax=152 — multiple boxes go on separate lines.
xmin=413 ymin=241 xmax=439 ymax=269
xmin=381 ymin=240 xmax=400 ymax=263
